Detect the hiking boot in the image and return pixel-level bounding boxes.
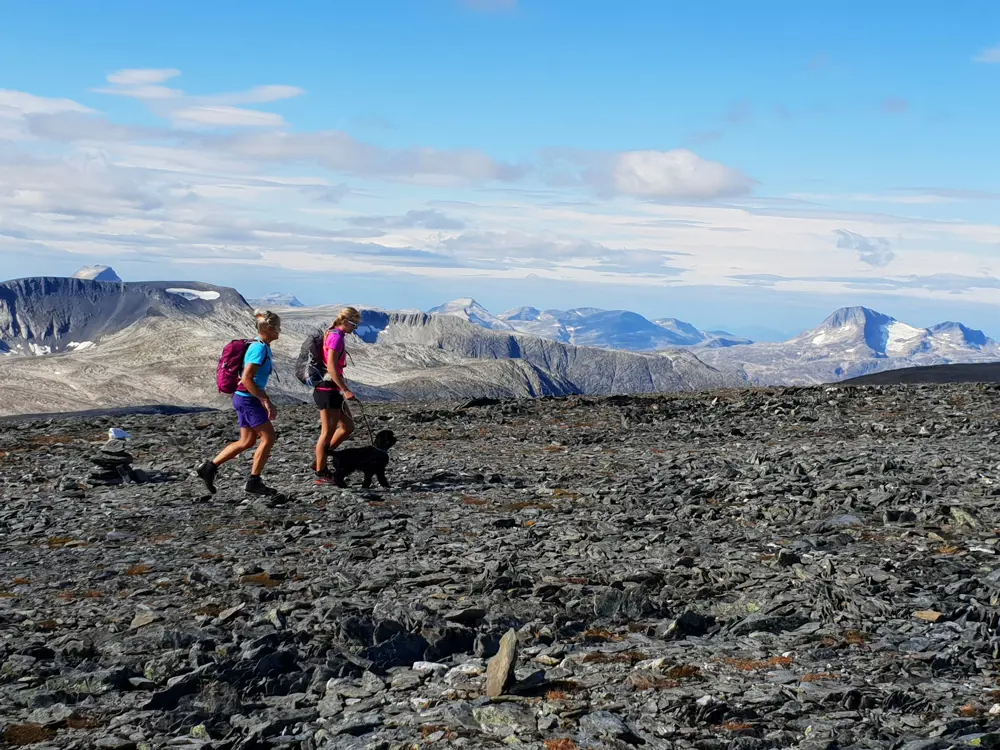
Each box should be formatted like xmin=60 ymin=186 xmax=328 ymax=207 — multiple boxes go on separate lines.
xmin=195 ymin=460 xmax=217 ymax=494
xmin=244 ymin=475 xmax=278 ymax=496
xmin=314 ymin=470 xmax=336 ymax=486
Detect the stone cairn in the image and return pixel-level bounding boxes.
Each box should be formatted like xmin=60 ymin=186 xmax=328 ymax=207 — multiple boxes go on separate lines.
xmin=89 ymin=428 xmax=147 ymax=486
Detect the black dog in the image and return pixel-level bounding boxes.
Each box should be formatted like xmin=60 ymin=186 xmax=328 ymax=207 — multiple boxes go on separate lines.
xmin=327 ymin=429 xmax=397 ymax=488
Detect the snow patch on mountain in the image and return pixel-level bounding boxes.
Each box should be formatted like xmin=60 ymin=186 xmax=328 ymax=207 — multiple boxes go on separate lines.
xmin=166 ymin=288 xmax=221 ymax=301
xmin=885 ymin=321 xmax=927 ymax=356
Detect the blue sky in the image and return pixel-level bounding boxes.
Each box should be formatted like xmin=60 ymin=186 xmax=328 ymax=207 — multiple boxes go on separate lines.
xmin=1 ymin=1 xmax=999 ymax=340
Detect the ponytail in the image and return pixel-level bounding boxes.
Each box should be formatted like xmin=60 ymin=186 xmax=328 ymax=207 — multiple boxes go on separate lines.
xmin=253 ymin=309 xmax=281 ymax=333
xmin=331 ymin=306 xmax=361 ymax=330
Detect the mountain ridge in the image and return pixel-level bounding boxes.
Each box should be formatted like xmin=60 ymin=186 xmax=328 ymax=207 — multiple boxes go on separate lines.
xmin=699 ymin=304 xmax=1000 ymax=385
xmin=3 ymin=276 xmax=999 ymax=416
xmin=0 ymin=277 xmax=736 ymax=416
xmin=429 ymin=297 xmax=750 ymax=350
xmin=0 ymin=277 xmax=250 ymax=356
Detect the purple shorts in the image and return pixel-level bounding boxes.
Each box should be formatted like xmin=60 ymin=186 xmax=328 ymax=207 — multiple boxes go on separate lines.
xmin=233 ymin=393 xmax=269 ymax=429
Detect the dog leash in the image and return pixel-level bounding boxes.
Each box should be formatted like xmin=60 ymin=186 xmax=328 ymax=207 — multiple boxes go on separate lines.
xmin=342 ymin=331 xmax=377 ymax=449
xmin=346 ymin=395 xmax=377 ymax=448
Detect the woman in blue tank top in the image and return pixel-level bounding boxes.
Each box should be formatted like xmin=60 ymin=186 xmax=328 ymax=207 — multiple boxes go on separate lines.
xmin=196 ymin=310 xmax=282 ymax=496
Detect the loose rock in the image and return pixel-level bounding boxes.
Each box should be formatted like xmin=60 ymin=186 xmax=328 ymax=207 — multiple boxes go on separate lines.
xmin=3 ymin=386 xmax=1000 ymax=747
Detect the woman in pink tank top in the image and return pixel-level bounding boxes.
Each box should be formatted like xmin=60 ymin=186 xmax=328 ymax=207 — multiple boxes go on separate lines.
xmin=312 ymin=307 xmax=361 ymax=483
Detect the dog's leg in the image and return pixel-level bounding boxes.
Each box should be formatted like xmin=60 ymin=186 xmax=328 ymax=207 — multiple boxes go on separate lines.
xmin=376 ymin=471 xmax=390 ymax=488
xmin=361 ymin=472 xmax=373 ymax=489
xmin=333 ymin=471 xmax=347 ymax=488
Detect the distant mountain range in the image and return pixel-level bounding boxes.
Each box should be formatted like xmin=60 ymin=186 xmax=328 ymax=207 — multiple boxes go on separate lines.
xmin=0 ymin=278 xmax=735 ymax=416
xmin=2 ymin=274 xmax=998 ymax=416
xmin=426 ymin=299 xmax=1000 ymax=385
xmin=422 ymin=297 xmax=1000 ymax=386
xmin=696 ymin=306 xmax=1000 ymax=385
xmin=248 ymin=292 xmax=305 ymax=308
xmin=428 ymin=298 xmax=751 ymax=350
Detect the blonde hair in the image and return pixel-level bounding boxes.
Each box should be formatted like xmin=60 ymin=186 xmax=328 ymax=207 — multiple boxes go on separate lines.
xmin=331 ymin=306 xmax=361 ymax=329
xmin=253 ymin=309 xmax=281 ymax=333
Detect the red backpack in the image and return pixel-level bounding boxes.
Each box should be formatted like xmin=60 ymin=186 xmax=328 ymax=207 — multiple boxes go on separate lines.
xmin=216 ymin=339 xmax=253 ymax=394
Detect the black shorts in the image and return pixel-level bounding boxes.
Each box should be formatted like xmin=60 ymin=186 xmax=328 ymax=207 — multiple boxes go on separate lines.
xmin=313 ymin=387 xmax=344 ymax=411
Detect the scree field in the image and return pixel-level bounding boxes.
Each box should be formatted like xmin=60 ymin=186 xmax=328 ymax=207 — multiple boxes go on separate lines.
xmin=3 ymin=384 xmax=1000 ymax=749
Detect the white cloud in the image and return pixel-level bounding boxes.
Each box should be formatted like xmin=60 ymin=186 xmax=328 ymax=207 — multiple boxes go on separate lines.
xmin=974 ymin=44 xmax=1000 ymax=63
xmin=349 ymin=209 xmax=466 ymax=230
xmin=0 ymin=90 xmax=92 ymax=117
xmin=106 ymin=68 xmax=181 ymax=85
xmin=209 ymin=129 xmax=525 ymax=184
xmin=4 ymin=70 xmax=1000 ymax=310
xmin=97 ymin=69 xmax=184 ymax=101
xmin=95 ymin=84 xmax=183 ymax=101
xmin=96 ymin=70 xmax=302 ymax=125
xmin=171 ymin=105 xmax=285 ymax=128
xmin=440 ymin=230 xmax=686 ymax=274
xmin=787 ymin=191 xmax=966 ymax=205
xmin=77 ymin=71 xmax=520 ymax=181
xmin=833 ymin=229 xmax=895 ymax=267
xmin=539 ymin=147 xmax=754 ymax=200
xmin=213 ymin=85 xmax=304 ymax=105
xmin=611 ymin=149 xmax=754 ymax=199
xmin=0 ymin=91 xmax=94 ymax=142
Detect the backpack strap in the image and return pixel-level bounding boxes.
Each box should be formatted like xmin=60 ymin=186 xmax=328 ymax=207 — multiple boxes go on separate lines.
xmin=265 ymin=341 xmax=280 ymax=383
xmin=251 ymin=338 xmax=280 ymax=383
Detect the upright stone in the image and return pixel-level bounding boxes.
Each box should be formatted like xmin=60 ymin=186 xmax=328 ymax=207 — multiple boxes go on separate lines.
xmin=485 ymin=628 xmax=518 ymax=697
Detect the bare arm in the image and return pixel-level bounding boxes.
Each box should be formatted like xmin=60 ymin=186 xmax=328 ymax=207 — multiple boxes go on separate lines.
xmin=326 ymin=349 xmax=354 ymax=399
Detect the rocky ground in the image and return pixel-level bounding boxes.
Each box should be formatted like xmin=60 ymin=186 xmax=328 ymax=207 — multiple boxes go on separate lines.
xmin=4 ymin=384 xmax=1000 ymax=749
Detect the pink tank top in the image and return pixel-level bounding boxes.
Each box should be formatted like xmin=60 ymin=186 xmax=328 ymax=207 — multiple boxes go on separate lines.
xmin=323 ymin=329 xmax=347 ymax=378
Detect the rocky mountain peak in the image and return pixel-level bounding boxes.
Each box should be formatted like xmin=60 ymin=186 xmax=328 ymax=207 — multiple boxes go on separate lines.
xmin=72 ymin=265 xmax=121 ymax=282
xmin=928 ymin=321 xmax=989 ymax=348
xmin=428 ymin=299 xmax=514 ymax=331
xmin=248 ymin=292 xmax=305 ymax=308
xmin=815 ymin=306 xmax=895 ymax=331
xmin=499 ymin=306 xmax=542 ymax=322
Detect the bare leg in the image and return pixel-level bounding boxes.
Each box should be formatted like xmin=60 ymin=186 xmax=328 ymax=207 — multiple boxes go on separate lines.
xmin=251 ymin=422 xmax=276 ymax=476
xmin=315 ymin=409 xmax=336 ymax=472
xmin=213 ymin=428 xmax=257 ymax=465
xmin=327 ymin=409 xmax=355 ymax=452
